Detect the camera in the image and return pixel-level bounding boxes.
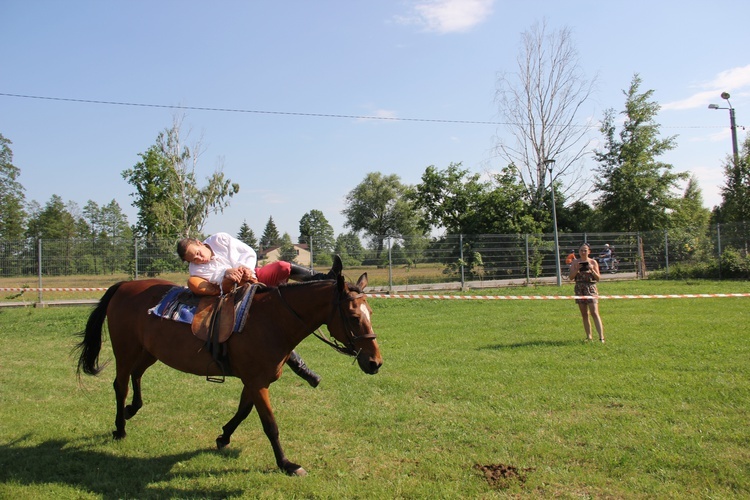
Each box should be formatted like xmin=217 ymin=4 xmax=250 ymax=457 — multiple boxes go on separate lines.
xmin=579 ymin=262 xmax=589 ymax=271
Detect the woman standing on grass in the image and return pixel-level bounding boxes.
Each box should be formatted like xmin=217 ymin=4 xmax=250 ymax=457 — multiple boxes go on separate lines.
xmin=568 ymin=243 xmax=605 ymax=342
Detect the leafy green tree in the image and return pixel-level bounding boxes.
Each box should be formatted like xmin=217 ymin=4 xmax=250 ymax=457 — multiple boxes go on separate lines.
xmin=278 ymin=233 xmax=297 ymax=262
xmin=717 ymin=134 xmax=750 ymax=224
xmin=481 ymin=166 xmax=544 ymax=235
xmin=335 ymin=232 xmax=365 ymax=266
xmin=409 ymin=163 xmax=488 ymax=234
xmin=409 ymin=163 xmax=542 ymax=236
xmin=122 ymin=117 xmax=239 ymax=240
xmin=237 ymin=220 xmax=258 ymax=248
xmin=26 ymin=195 xmax=78 ymax=239
xmin=100 ymin=200 xmax=131 ymax=240
xmin=299 ymin=209 xmax=335 ymax=257
xmin=670 ymin=175 xmax=711 ymax=230
xmin=0 ymin=133 xmax=27 ymax=239
xmin=342 ymin=172 xmax=420 ymax=258
xmin=260 ymin=216 xmax=281 ymax=249
xmin=593 ymin=74 xmax=686 ymax=232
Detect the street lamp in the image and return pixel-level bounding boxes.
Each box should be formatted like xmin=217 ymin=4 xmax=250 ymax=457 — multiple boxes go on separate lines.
xmin=545 ymin=159 xmax=562 ymax=286
xmin=708 ymin=92 xmax=740 ymax=166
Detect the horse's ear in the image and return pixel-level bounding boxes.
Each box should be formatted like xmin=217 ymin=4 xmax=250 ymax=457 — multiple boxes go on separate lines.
xmin=356 ymin=272 xmax=368 ymax=290
xmin=331 ymin=254 xmax=343 ymax=277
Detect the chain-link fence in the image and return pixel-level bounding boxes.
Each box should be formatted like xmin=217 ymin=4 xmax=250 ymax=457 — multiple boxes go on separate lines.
xmin=1 ymin=222 xmax=748 ymax=300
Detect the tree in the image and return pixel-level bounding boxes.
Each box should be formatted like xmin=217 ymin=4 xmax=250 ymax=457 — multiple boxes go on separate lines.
xmin=495 ymin=20 xmax=596 ymax=213
xmin=409 ymin=163 xmax=489 ymax=234
xmin=260 ymin=216 xmax=281 ymax=249
xmin=237 ymin=220 xmax=258 ymax=248
xmin=717 ymin=134 xmax=750 ymax=224
xmin=122 ymin=116 xmax=239 ymax=240
xmin=100 ymin=200 xmax=131 ymax=240
xmin=278 ymin=233 xmax=297 ymax=262
xmin=0 ymin=133 xmax=27 ymax=239
xmin=25 ymin=195 xmax=78 ymax=239
xmin=671 ymin=175 xmax=711 ymax=229
xmin=409 ymin=163 xmax=541 ymax=235
xmin=298 ymin=209 xmax=335 ymax=256
xmin=593 ymin=74 xmax=686 ymax=232
xmin=342 ymin=172 xmax=420 ymax=258
xmin=335 ymin=232 xmax=366 ymax=266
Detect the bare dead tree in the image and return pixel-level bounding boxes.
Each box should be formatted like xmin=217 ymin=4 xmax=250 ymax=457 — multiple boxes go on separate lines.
xmin=495 ymin=20 xmax=596 ymax=209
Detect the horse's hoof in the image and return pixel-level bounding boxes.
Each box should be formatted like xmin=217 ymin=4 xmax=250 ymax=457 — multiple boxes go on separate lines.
xmin=216 ymin=435 xmax=230 ymax=449
xmin=112 ymin=430 xmax=126 ymax=440
xmin=124 ymin=405 xmax=140 ymax=420
xmin=291 ymin=467 xmax=307 ymax=477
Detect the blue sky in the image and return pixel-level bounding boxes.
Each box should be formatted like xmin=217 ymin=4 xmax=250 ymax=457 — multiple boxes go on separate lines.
xmin=2 ymin=0 xmax=748 ymax=239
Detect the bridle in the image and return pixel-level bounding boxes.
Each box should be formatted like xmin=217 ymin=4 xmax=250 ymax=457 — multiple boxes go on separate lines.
xmin=276 ymin=281 xmax=377 ymax=359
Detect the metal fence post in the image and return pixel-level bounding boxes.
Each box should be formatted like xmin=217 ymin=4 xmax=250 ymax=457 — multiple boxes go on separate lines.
xmin=459 ymin=234 xmax=465 ymax=289
xmin=387 ymin=237 xmax=393 ymax=293
xmin=309 ymin=234 xmax=314 ymax=271
xmin=524 ymin=234 xmax=530 ymax=285
xmin=37 ymin=238 xmax=43 ymax=303
xmin=664 ymin=229 xmax=669 ymax=278
xmin=134 ymin=238 xmax=139 ymax=280
xmin=717 ymin=224 xmax=722 ymax=280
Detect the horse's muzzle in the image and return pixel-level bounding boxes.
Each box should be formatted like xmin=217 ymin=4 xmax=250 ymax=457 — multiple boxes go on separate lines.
xmin=358 ymin=356 xmax=382 ymax=375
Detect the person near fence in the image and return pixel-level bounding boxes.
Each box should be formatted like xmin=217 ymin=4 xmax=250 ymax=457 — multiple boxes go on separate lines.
xmin=599 ymin=243 xmax=613 ymax=270
xmin=568 ymin=242 xmax=605 ymax=343
xmin=565 ymin=249 xmax=576 ymax=265
xmin=176 ymin=232 xmax=327 ymax=386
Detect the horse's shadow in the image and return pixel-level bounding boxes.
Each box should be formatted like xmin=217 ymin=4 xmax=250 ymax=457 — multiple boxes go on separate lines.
xmin=0 ymin=435 xmax=246 ymax=499
xmin=481 ymin=339 xmax=579 ymax=350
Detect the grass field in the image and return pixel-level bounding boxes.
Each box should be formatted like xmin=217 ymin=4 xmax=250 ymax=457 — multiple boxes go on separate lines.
xmin=1 ymin=280 xmax=749 ymax=498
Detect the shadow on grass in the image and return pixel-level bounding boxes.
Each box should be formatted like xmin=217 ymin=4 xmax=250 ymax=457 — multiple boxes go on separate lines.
xmin=482 ymin=339 xmax=581 ymax=350
xmin=0 ymin=435 xmax=247 ymax=499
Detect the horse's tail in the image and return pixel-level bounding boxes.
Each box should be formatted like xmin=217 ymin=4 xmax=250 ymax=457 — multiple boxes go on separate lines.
xmin=75 ymin=281 xmax=124 ymax=377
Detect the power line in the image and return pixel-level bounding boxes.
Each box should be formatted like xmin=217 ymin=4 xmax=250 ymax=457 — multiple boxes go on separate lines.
xmin=0 ymin=91 xmax=723 ymax=129
xmin=0 ymin=92 xmax=505 ymax=125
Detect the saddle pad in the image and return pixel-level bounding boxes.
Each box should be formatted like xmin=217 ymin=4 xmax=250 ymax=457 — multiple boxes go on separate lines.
xmin=149 ymin=284 xmax=258 ymax=340
xmin=148 ymin=286 xmax=195 ymax=324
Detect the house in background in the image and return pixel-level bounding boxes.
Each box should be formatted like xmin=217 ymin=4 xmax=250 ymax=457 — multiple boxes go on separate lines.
xmin=259 ymin=243 xmax=310 ymax=266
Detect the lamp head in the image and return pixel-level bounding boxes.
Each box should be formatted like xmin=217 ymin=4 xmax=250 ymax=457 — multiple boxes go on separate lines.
xmin=708 ymin=104 xmax=720 ymax=110
xmin=721 ymin=92 xmax=731 ymax=100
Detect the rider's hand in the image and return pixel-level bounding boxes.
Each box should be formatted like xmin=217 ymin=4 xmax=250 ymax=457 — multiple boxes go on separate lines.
xmin=224 ymin=267 xmax=244 ymax=283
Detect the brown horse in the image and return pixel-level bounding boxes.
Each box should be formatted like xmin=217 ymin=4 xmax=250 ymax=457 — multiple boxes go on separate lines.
xmin=75 ymin=256 xmax=382 ymax=476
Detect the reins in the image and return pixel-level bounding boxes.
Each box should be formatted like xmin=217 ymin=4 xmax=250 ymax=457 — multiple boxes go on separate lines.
xmin=274 ymin=282 xmax=375 ymax=360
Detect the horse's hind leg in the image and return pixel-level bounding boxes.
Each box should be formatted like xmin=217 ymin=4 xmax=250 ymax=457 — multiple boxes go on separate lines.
xmin=112 ymin=369 xmax=130 ymax=439
xmin=125 ymin=352 xmax=157 ymax=420
xmin=112 ymin=347 xmax=150 ymax=439
xmin=216 ymin=386 xmax=254 ymax=449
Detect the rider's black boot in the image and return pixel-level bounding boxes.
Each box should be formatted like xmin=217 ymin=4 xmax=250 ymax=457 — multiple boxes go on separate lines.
xmin=289 ymin=263 xmax=332 ymax=282
xmin=286 ymin=350 xmax=321 ymax=387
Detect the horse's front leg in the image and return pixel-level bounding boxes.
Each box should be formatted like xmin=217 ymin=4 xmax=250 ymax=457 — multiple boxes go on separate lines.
xmin=216 ymin=385 xmax=254 ymax=449
xmin=253 ymin=386 xmax=306 ymax=476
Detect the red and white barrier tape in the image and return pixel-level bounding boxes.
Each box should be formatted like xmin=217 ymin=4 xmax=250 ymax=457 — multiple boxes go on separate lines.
xmin=0 ymin=287 xmax=108 ymax=292
xmin=368 ymin=293 xmax=750 ymax=300
xmin=2 ymin=288 xmax=748 ymax=300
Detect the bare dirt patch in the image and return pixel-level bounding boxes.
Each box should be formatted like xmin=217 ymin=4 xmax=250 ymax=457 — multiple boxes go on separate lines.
xmin=475 ymin=463 xmax=533 ymax=490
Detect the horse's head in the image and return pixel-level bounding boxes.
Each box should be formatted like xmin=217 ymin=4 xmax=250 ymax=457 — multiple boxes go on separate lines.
xmin=327 ymin=256 xmax=383 ymax=375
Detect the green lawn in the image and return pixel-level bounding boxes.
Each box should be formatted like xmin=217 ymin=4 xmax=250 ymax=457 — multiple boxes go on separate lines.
xmin=1 ymin=280 xmax=749 ymax=498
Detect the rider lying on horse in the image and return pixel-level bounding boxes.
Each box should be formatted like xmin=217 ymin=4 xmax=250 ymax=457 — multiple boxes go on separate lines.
xmin=177 ymin=232 xmax=329 ymax=387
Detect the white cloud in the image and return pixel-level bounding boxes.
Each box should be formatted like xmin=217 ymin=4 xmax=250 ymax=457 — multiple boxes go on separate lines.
xmin=663 ymin=64 xmax=750 ymax=110
xmin=396 ymin=0 xmax=494 ymax=34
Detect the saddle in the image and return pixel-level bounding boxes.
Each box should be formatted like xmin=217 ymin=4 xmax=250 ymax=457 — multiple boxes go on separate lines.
xmin=190 ymin=283 xmax=257 ymax=344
